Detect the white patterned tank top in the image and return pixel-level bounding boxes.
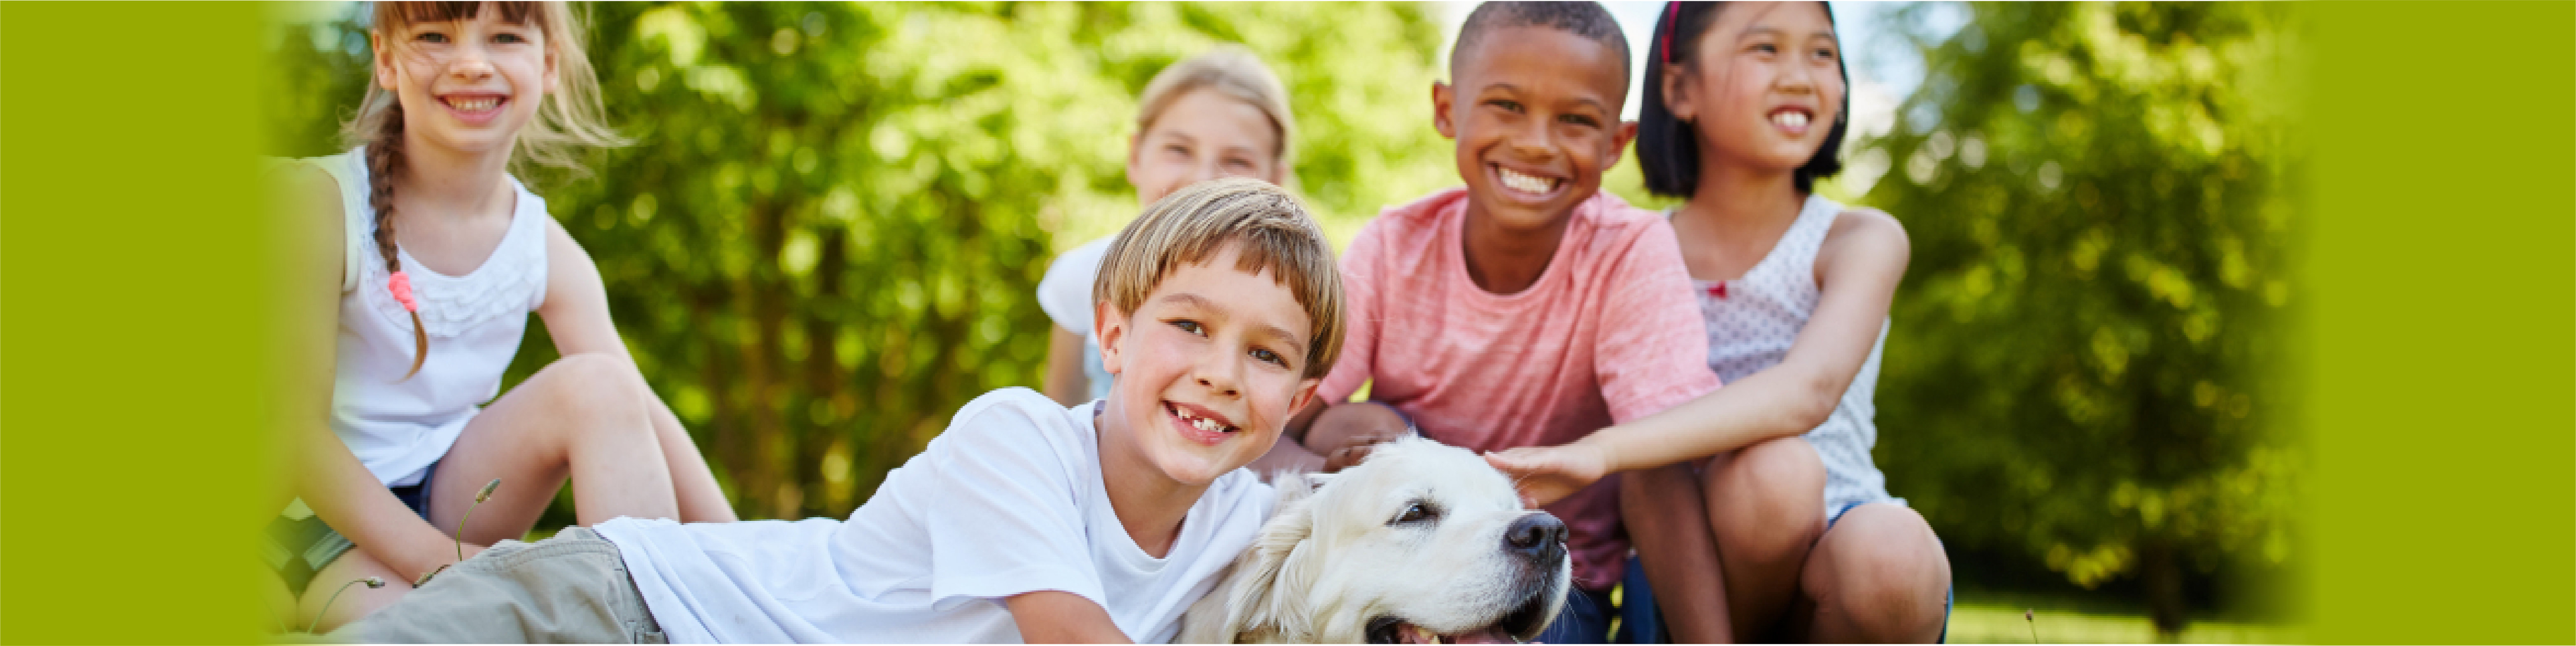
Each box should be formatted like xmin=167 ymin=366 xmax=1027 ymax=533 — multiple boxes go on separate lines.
xmin=303 ymin=146 xmax=551 ymax=487
xmin=1686 ymin=194 xmax=1900 ymax=518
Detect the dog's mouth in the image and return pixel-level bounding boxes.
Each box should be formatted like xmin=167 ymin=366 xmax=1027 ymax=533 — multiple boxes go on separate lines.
xmin=1365 ymin=594 xmax=1551 ymax=644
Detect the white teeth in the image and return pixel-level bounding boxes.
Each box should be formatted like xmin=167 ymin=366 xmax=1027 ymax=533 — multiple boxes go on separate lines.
xmin=449 ymin=97 xmax=499 ymax=112
xmin=1773 ymin=111 xmax=1810 ymax=129
xmin=1176 ymin=407 xmax=1231 ymax=433
xmin=1496 ymin=166 xmax=1555 ymax=195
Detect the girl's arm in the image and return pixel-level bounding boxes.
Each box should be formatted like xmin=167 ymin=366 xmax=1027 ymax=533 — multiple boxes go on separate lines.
xmin=1491 ymin=210 xmax=1911 ymax=504
xmin=533 ymin=220 xmax=633 ymax=357
xmin=1043 ymin=328 xmax=1090 ymax=407
xmin=1005 ymin=590 xmax=1132 ymax=644
xmin=279 ymin=167 xmax=470 ymax=583
xmin=533 ymin=219 xmax=738 ymax=523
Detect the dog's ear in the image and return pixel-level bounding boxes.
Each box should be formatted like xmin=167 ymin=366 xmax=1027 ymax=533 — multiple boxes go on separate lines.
xmin=1301 ymin=472 xmax=1333 ymax=493
xmin=1224 ymin=493 xmax=1317 ymax=640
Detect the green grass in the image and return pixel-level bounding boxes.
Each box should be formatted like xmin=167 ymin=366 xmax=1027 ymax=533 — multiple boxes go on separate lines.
xmin=1945 ymin=602 xmax=2302 ymax=644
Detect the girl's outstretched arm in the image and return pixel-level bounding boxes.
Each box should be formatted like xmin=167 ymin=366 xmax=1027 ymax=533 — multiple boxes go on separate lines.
xmin=1492 ymin=209 xmax=1910 ymax=505
xmin=278 ymin=166 xmax=469 ymax=583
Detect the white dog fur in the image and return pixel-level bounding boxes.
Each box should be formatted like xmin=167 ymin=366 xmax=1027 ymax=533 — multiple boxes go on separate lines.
xmin=1175 ymin=436 xmax=1571 ymax=644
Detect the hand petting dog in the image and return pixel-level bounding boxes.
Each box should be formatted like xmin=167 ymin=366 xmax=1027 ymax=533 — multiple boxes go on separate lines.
xmin=1484 ymin=442 xmax=1612 ymax=508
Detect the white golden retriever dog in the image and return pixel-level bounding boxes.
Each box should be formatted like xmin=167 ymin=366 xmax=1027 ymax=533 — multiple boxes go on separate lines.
xmin=1176 ymin=436 xmax=1571 ymax=644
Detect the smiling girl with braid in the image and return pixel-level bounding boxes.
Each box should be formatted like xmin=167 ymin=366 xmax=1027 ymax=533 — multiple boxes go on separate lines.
xmin=269 ymin=1 xmax=733 ymax=633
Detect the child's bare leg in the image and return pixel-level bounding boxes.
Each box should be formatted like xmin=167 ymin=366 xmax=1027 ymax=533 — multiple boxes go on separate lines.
xmin=635 ymin=370 xmax=737 ymax=522
xmin=296 ymin=549 xmax=413 ymax=633
xmin=1796 ymin=503 xmax=1950 ymax=643
xmin=430 ymin=352 xmax=678 ymax=543
xmin=1703 ymin=436 xmax=1827 ymax=641
xmin=1621 ymin=464 xmax=1733 ymax=643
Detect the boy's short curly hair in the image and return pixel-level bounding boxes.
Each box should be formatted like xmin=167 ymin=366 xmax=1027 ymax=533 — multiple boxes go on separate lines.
xmin=1451 ymin=1 xmax=1632 ymax=81
xmin=1094 ymin=178 xmax=1345 ymax=379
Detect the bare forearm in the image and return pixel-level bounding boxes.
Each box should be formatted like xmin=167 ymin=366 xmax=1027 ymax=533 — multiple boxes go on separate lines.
xmin=1583 ymin=367 xmax=1836 ymax=475
xmin=297 ymin=426 xmax=459 ymax=580
xmin=1007 ymin=590 xmax=1131 ymax=644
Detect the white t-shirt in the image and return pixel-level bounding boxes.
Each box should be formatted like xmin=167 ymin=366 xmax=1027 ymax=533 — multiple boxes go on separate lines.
xmin=594 ymin=388 xmax=1273 ymax=644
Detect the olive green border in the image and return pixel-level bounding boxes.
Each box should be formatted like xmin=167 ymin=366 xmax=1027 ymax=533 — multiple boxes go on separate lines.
xmin=2300 ymin=2 xmax=2574 ymax=644
xmin=1 ymin=2 xmax=274 ymax=643
xmin=5 ymin=1 xmax=2572 ymax=643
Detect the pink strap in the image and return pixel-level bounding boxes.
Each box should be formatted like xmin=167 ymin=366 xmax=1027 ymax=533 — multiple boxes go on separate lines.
xmin=388 ymin=271 xmax=419 ymax=312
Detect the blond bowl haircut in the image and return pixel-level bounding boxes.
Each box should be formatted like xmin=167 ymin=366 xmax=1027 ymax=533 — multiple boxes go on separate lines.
xmin=1136 ymin=45 xmax=1299 ymax=178
xmin=1093 ymin=178 xmax=1345 ymax=380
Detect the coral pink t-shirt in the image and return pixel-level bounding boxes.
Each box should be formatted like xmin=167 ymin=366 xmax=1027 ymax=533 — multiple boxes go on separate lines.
xmin=1320 ymin=188 xmax=1722 ymax=590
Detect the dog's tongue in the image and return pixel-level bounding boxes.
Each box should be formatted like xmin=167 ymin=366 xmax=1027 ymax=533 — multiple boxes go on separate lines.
xmin=1400 ymin=623 xmax=1515 ymax=645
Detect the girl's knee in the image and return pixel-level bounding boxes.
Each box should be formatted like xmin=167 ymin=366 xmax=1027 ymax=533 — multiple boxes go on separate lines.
xmin=1813 ymin=506 xmax=1950 ymax=639
xmin=1706 ymin=437 xmax=1825 ymax=516
xmin=529 ymin=353 xmax=650 ymax=422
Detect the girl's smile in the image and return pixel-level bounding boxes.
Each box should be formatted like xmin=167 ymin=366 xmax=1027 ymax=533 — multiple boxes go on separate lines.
xmin=378 ymin=5 xmax=558 ymax=155
xmin=1666 ymin=3 xmax=1845 ymax=175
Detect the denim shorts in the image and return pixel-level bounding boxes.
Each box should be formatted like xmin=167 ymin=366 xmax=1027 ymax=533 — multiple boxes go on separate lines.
xmin=265 ymin=462 xmax=437 ymax=596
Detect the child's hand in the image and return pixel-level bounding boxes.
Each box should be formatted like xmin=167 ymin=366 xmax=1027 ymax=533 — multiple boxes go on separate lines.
xmin=1307 ymin=402 xmax=1411 ymax=472
xmin=1485 ymin=444 xmax=1610 ymax=508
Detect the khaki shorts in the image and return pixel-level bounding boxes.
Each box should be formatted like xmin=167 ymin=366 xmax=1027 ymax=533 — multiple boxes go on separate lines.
xmin=334 ymin=527 xmax=666 ymax=644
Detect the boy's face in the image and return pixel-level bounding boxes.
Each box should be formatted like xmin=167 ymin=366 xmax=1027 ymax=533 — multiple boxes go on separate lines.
xmin=1434 ymin=26 xmax=1637 ymax=233
xmin=1096 ymin=243 xmax=1322 ymax=487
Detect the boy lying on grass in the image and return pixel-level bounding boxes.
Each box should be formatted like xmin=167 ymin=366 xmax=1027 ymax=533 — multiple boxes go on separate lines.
xmin=338 ymin=178 xmax=1344 ymax=644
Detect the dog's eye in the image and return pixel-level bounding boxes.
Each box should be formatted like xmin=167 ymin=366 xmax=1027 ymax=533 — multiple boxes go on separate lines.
xmin=1391 ymin=502 xmax=1438 ymax=525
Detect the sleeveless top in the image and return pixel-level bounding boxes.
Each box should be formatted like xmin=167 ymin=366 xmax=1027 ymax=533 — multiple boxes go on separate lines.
xmin=1687 ymin=194 xmax=1901 ymax=516
xmin=302 ymin=147 xmax=551 ymax=487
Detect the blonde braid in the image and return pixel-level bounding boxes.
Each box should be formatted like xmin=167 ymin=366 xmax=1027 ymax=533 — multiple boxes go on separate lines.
xmin=365 ymin=104 xmax=429 ymax=379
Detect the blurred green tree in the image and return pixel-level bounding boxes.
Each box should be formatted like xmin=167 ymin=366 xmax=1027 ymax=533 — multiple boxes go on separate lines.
xmin=1859 ymin=2 xmax=2302 ymax=635
xmin=264 ymin=2 xmax=1452 ymax=523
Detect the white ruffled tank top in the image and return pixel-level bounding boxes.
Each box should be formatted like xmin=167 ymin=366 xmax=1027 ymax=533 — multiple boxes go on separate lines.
xmin=1689 ymin=194 xmax=1900 ymax=516
xmin=305 ymin=147 xmax=549 ymax=486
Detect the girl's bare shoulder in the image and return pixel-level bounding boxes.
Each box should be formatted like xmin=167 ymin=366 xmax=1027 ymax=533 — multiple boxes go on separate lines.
xmin=1819 ymin=206 xmax=1910 ymax=282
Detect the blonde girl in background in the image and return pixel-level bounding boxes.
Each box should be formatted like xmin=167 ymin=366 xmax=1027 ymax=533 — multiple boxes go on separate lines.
xmin=271 ymin=1 xmax=733 ymax=632
xmin=1037 ymin=46 xmax=1299 ymax=407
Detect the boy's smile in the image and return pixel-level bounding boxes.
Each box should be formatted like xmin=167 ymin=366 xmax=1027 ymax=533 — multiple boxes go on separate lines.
xmin=1097 ymin=243 xmax=1321 ymax=488
xmin=1435 ymin=25 xmax=1637 ymax=237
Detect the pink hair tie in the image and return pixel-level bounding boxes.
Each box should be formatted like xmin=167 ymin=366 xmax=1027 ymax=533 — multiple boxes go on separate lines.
xmin=388 ymin=271 xmax=419 ymax=312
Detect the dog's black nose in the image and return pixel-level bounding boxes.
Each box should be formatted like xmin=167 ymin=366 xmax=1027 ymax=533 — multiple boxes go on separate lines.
xmin=1504 ymin=511 xmax=1566 ymax=563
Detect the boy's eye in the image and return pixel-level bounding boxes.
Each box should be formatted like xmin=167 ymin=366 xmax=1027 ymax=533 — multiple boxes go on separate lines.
xmin=1485 ymin=98 xmax=1524 ymax=114
xmin=1557 ymin=113 xmax=1601 ymax=129
xmin=1750 ymin=42 xmax=1778 ymax=55
xmin=1812 ymin=46 xmax=1838 ymax=61
xmin=414 ymin=31 xmax=451 ymax=44
xmin=1250 ymin=347 xmax=1286 ymax=367
xmin=1170 ymin=320 xmax=1204 ymax=336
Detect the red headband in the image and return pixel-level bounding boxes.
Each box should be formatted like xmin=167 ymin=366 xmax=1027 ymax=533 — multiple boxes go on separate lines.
xmin=1659 ymin=2 xmax=1682 ymax=64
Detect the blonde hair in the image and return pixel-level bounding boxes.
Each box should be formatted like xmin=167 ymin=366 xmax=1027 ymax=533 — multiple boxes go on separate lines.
xmin=1094 ymin=179 xmax=1345 ymax=379
xmin=344 ymin=1 xmax=625 ymax=378
xmin=1135 ymin=45 xmax=1299 ymax=175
